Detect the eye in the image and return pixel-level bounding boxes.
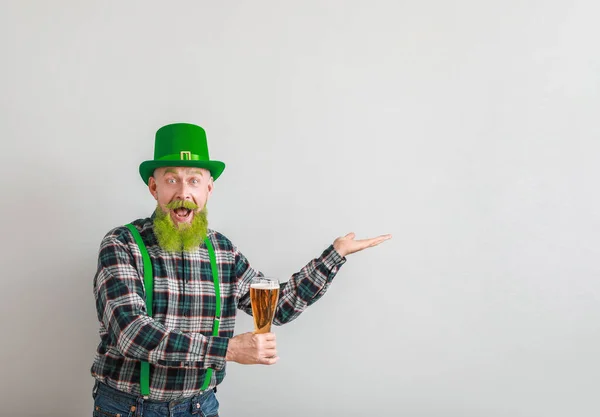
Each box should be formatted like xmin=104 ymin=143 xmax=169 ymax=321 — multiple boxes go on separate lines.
xmin=190 ymin=178 xmax=199 ymax=185
xmin=167 ymin=178 xmax=176 ymax=184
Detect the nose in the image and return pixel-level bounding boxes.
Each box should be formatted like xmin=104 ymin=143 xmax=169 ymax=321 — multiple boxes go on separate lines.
xmin=174 ymin=181 xmax=193 ymax=201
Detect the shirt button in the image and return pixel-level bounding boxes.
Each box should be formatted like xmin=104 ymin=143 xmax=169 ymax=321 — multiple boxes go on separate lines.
xmin=196 ymin=403 xmax=201 ymax=409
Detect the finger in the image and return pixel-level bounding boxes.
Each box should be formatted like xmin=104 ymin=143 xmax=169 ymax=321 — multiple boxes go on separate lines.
xmin=260 ymin=356 xmax=279 ymax=365
xmin=261 ymin=332 xmax=276 ymax=341
xmin=262 ymin=340 xmax=277 ymax=350
xmin=365 ymin=234 xmax=392 ymax=242
xmin=351 ymin=238 xmax=380 ymax=250
xmin=345 ymin=236 xmax=389 ymax=254
xmin=359 ymin=235 xmax=392 ymax=247
xmin=263 ymin=349 xmax=278 ymax=357
xmin=344 ymin=232 xmax=356 ymax=240
xmin=369 ymin=235 xmax=392 ymax=246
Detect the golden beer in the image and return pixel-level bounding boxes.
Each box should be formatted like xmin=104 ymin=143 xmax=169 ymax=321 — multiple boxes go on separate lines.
xmin=250 ymin=278 xmax=280 ymax=334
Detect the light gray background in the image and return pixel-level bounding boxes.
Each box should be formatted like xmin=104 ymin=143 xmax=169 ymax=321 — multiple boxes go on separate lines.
xmin=1 ymin=1 xmax=599 ymax=416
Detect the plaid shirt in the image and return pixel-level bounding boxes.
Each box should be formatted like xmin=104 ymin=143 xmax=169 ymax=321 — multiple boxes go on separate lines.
xmin=90 ymin=215 xmax=346 ymax=401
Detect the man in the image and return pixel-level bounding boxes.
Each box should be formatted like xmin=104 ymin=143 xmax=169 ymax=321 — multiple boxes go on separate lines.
xmin=91 ymin=123 xmax=391 ymax=417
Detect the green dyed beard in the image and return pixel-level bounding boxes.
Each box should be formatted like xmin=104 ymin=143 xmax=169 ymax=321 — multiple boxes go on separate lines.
xmin=153 ymin=202 xmax=208 ymax=252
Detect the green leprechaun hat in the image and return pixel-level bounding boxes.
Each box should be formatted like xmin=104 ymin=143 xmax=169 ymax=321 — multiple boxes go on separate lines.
xmin=139 ymin=123 xmax=226 ymax=184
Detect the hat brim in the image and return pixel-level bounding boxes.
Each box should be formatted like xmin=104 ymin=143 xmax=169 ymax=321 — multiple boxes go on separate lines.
xmin=139 ymin=160 xmax=226 ymax=185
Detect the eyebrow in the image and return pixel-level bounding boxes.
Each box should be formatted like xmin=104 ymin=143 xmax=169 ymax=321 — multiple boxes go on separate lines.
xmin=163 ymin=168 xmax=204 ymax=176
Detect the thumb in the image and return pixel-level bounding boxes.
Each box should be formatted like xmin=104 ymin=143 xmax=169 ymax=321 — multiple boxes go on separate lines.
xmin=344 ymin=232 xmax=356 ymax=240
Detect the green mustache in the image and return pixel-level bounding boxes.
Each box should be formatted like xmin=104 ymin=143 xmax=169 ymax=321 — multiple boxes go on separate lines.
xmin=165 ymin=200 xmax=199 ymax=210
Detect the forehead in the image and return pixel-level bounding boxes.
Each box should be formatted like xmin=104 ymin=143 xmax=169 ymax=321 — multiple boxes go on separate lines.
xmin=158 ymin=167 xmax=208 ymax=176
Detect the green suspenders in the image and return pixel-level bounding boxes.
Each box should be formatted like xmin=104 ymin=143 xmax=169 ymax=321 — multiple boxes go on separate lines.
xmin=125 ymin=224 xmax=153 ymax=397
xmin=125 ymin=224 xmax=221 ymax=398
xmin=202 ymin=237 xmax=221 ymax=390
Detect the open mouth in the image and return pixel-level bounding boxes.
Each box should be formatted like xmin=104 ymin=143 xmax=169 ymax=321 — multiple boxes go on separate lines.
xmin=172 ymin=207 xmax=193 ymax=221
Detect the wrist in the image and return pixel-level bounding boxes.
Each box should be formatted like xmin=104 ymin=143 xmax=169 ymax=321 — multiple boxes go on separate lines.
xmin=333 ymin=242 xmax=346 ymax=258
xmin=225 ymin=336 xmax=238 ymax=362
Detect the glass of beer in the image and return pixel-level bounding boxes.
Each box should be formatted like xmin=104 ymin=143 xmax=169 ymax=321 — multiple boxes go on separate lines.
xmin=250 ymin=276 xmax=280 ymax=334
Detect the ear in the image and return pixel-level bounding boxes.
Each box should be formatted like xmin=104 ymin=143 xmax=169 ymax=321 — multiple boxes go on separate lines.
xmin=148 ymin=176 xmax=158 ymax=200
xmin=207 ymin=177 xmax=214 ymax=199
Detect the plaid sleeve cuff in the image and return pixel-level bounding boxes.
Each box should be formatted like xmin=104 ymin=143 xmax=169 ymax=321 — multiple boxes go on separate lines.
xmin=315 ymin=244 xmax=346 ymax=285
xmin=190 ymin=335 xmax=229 ymax=371
xmin=324 ymin=244 xmax=346 ymax=270
xmin=296 ymin=245 xmax=346 ymax=303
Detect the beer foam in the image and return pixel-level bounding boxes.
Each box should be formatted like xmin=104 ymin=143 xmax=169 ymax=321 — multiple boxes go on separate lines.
xmin=250 ymin=282 xmax=279 ymax=290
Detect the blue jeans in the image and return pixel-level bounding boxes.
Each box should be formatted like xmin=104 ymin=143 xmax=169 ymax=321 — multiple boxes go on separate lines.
xmin=92 ymin=380 xmax=220 ymax=417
